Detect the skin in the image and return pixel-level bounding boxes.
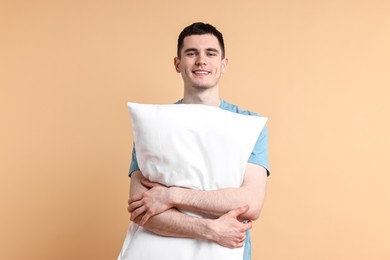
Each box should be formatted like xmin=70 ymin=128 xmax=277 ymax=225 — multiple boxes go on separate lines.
xmin=129 ymin=170 xmax=253 ymax=248
xmin=174 ymin=34 xmax=228 ymax=106
xmin=128 ymin=34 xmax=267 ymax=248
xmin=130 ymin=164 xmax=267 ymax=225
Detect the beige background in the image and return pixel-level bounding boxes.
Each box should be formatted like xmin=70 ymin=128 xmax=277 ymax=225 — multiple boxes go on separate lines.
xmin=1 ymin=0 xmax=389 ymax=259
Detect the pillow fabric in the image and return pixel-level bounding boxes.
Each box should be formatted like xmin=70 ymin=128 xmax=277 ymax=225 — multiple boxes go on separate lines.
xmin=118 ymin=102 xmax=267 ymax=260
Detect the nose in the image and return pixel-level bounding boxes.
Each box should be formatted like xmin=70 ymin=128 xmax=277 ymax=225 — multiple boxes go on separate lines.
xmin=195 ymin=52 xmax=206 ymax=66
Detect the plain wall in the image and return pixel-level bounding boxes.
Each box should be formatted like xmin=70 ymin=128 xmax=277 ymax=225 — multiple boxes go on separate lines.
xmin=1 ymin=0 xmax=389 ymax=259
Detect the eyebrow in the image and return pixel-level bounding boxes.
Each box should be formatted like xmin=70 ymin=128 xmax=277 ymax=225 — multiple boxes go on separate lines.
xmin=184 ymin=48 xmax=220 ymax=54
xmin=206 ymin=48 xmax=219 ymax=53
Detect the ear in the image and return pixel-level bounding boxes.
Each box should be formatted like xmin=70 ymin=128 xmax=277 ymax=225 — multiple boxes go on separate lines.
xmin=221 ymin=57 xmax=228 ymax=73
xmin=174 ymin=57 xmax=181 ymax=73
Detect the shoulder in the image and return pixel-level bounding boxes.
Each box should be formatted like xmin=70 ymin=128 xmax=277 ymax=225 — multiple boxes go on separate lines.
xmin=220 ymin=100 xmax=260 ymax=116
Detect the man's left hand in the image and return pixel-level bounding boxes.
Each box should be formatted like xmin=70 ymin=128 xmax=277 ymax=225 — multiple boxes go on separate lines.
xmin=128 ymin=178 xmax=174 ymax=226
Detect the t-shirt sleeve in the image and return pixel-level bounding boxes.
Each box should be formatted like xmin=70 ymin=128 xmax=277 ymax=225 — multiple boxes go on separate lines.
xmin=248 ymin=125 xmax=270 ymax=176
xmin=129 ymin=143 xmax=140 ymax=177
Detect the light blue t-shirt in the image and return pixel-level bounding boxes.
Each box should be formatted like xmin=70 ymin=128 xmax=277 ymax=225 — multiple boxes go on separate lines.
xmin=129 ymin=99 xmax=269 ymax=260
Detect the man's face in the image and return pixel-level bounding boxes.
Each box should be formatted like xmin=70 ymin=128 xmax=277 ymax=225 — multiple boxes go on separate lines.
xmin=174 ymin=34 xmax=228 ymax=91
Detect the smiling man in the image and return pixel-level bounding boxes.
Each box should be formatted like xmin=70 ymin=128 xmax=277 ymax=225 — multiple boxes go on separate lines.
xmin=176 ymin=33 xmax=227 ymax=101
xmin=118 ymin=22 xmax=269 ymax=260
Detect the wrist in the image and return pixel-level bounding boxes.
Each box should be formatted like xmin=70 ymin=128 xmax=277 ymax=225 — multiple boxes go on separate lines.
xmin=169 ymin=186 xmax=182 ymax=207
xmin=197 ymin=218 xmax=215 ymax=242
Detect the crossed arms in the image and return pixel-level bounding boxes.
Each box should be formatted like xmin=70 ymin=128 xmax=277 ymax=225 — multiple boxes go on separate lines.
xmin=128 ymin=163 xmax=267 ymax=248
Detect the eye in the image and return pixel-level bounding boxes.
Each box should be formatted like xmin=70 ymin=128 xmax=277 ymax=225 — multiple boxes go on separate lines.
xmin=186 ymin=52 xmax=195 ymax=57
xmin=207 ymin=52 xmax=217 ymax=57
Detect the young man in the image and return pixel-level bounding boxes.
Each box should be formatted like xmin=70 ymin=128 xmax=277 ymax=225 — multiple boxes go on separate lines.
xmin=125 ymin=22 xmax=269 ymax=259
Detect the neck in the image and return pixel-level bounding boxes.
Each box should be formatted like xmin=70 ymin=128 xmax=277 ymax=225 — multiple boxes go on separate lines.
xmin=182 ymin=86 xmax=221 ymax=107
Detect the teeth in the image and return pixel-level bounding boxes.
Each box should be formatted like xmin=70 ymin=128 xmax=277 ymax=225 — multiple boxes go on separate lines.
xmin=194 ymin=71 xmax=209 ymax=74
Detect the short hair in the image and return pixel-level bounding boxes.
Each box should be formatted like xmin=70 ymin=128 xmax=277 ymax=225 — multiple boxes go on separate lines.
xmin=177 ymin=22 xmax=225 ymax=59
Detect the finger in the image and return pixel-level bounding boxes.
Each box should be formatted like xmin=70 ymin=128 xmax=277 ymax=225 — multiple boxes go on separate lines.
xmin=240 ymin=233 xmax=247 ymax=242
xmin=234 ymin=235 xmax=246 ymax=245
xmin=132 ymin=213 xmax=145 ymax=224
xmin=130 ymin=193 xmax=143 ymax=203
xmin=228 ymin=240 xmax=244 ymax=249
xmin=139 ymin=212 xmax=153 ymax=226
xmin=130 ymin=205 xmax=146 ymax=221
xmin=230 ymin=205 xmax=250 ymax=218
xmin=242 ymin=221 xmax=253 ymax=231
xmin=236 ymin=241 xmax=244 ymax=248
xmin=128 ymin=200 xmax=143 ymax=212
xmin=140 ymin=178 xmax=159 ymax=188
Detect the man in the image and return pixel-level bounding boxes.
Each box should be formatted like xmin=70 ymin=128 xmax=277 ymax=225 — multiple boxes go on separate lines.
xmin=126 ymin=22 xmax=269 ymax=259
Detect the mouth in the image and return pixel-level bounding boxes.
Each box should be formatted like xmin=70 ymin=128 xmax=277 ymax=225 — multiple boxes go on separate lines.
xmin=192 ymin=69 xmax=210 ymax=76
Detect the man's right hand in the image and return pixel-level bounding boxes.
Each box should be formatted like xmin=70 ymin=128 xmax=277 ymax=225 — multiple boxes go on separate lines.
xmin=206 ymin=205 xmax=252 ymax=248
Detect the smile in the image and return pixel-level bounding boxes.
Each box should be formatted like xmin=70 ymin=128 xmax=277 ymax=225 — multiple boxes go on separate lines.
xmin=192 ymin=70 xmax=210 ymax=76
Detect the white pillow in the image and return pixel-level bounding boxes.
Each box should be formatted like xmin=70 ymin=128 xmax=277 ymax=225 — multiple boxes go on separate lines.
xmin=118 ymin=102 xmax=267 ymax=260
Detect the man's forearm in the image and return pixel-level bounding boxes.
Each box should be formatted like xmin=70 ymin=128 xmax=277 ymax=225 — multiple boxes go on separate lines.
xmin=129 ymin=170 xmax=251 ymax=248
xmin=171 ymin=164 xmax=267 ymax=221
xmin=135 ymin=205 xmax=251 ymax=249
xmin=130 ymin=171 xmax=210 ymax=240
xmin=133 ymin=164 xmax=268 ymax=222
xmin=171 ymin=187 xmax=250 ymax=219
xmin=136 ymin=207 xmax=210 ymax=239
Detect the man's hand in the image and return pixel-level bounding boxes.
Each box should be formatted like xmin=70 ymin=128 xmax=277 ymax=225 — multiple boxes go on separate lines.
xmin=132 ymin=202 xmax=252 ymax=249
xmin=206 ymin=205 xmax=252 ymax=248
xmin=128 ymin=178 xmax=174 ymax=226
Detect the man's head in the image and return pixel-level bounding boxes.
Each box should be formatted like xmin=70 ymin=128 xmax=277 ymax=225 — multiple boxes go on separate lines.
xmin=174 ymin=22 xmax=228 ymax=95
xmin=177 ymin=22 xmax=225 ymax=59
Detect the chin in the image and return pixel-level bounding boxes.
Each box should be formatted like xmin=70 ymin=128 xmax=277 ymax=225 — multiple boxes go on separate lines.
xmin=193 ymin=85 xmax=211 ymax=90
xmin=191 ymin=83 xmax=214 ymax=90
